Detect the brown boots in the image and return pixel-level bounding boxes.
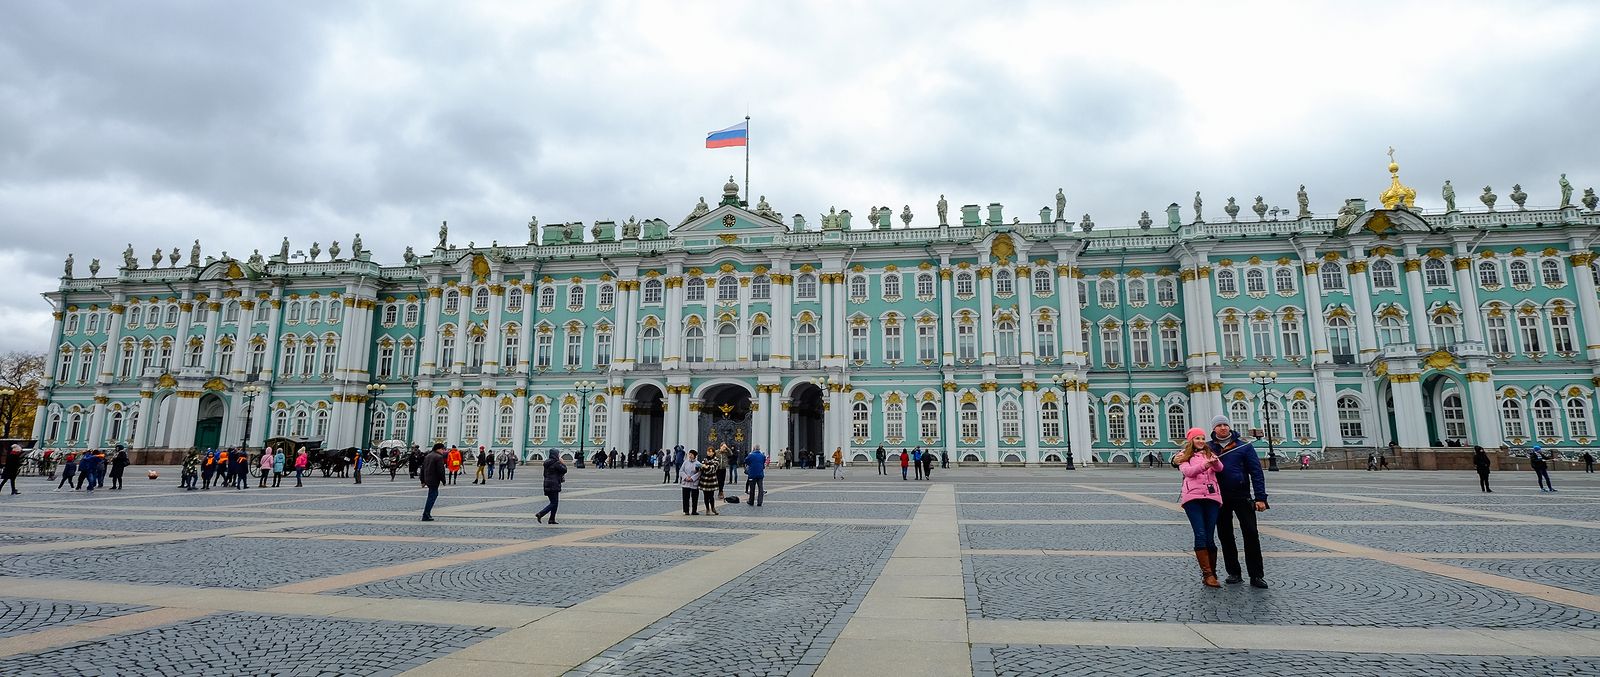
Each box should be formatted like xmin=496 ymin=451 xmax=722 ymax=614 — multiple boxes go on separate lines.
xmin=1195 ymin=548 xmax=1221 ymax=588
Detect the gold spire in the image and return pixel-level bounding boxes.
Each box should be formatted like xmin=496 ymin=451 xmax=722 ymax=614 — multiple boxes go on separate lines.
xmin=1379 ymin=146 xmax=1416 ymax=210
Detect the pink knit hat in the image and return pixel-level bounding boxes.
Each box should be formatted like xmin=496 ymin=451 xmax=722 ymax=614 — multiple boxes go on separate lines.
xmin=1184 ymin=427 xmax=1207 ymax=442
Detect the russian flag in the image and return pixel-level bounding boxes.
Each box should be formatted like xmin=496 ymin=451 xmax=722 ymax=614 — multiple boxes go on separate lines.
xmin=706 ymin=121 xmax=748 ymax=149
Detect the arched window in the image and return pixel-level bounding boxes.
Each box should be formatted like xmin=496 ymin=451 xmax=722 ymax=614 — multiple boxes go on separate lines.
xmin=752 ymin=324 xmax=770 ymax=361
xmin=590 ymin=404 xmax=607 ymax=443
xmin=272 ymin=409 xmax=288 ymax=438
xmin=1441 ymin=393 xmax=1467 ymax=440
xmin=1478 ymin=260 xmax=1501 ymax=287
xmin=1127 ymin=279 xmax=1147 ymax=304
xmin=1272 ymin=268 xmax=1294 ymax=294
xmin=1508 ymin=260 xmax=1532 ymax=287
xmin=1532 ymin=398 xmax=1558 ymax=439
xmin=959 ymin=401 xmax=980 ymax=440
xmin=529 ymin=404 xmax=549 ymax=442
xmin=797 ymin=274 xmax=818 ymax=300
xmin=882 ymin=273 xmax=902 ymax=299
xmin=596 ymin=284 xmax=614 ymax=309
xmin=1371 ymin=260 xmax=1397 ymax=288
xmin=370 ymin=410 xmax=387 ymax=444
xmin=1377 ymin=315 xmax=1406 ymax=347
xmin=45 ymin=412 xmax=61 ymax=442
xmin=328 ymin=300 xmax=343 ymax=325
xmin=1424 ymin=258 xmax=1450 ymax=287
xmin=999 ymin=400 xmax=1021 ymax=439
xmin=1320 ymin=263 xmax=1346 ymax=291
xmin=306 ymin=301 xmax=322 ymax=324
xmin=1033 ymin=268 xmax=1053 ymax=295
xmin=86 ymin=312 xmax=100 ymax=334
xmin=403 ymin=303 xmax=420 ymax=325
xmin=382 ymin=304 xmax=398 ymax=326
xmin=718 ymin=275 xmax=739 ymax=301
xmin=797 ymin=322 xmax=819 ymax=361
xmin=639 ymin=326 xmax=662 ymax=365
xmin=1097 ymin=279 xmax=1117 ymax=305
xmin=432 ymin=406 xmax=448 ymax=442
xmin=1106 ymin=404 xmax=1127 ymax=442
xmin=751 ymin=275 xmax=771 ymax=300
xmin=718 ymin=322 xmax=737 ymax=360
xmin=1156 ymin=278 xmax=1176 ymax=304
xmin=568 ymin=284 xmax=586 ymax=310
xmin=1215 ymin=269 xmax=1238 ymax=295
xmin=1229 ymin=400 xmax=1252 ymax=430
xmin=1261 ymin=399 xmax=1283 ymax=439
xmin=1541 ymin=258 xmax=1563 ymax=286
xmin=848 ymin=275 xmax=868 ymax=300
xmin=1245 ymin=269 xmax=1266 ymax=294
xmin=314 ymin=409 xmax=330 ymax=438
xmin=65 ymin=313 xmax=80 ymax=334
xmin=393 ymin=410 xmax=409 ymax=441
xmin=1431 ymin=313 xmax=1461 ymax=347
xmin=293 ymin=409 xmax=310 ymax=437
xmin=559 ymin=404 xmax=578 ymax=441
xmin=852 ymin=401 xmax=870 ymax=439
xmin=884 ymin=400 xmax=905 ymax=441
xmin=1566 ymin=397 xmax=1592 ymax=438
xmin=184 ymin=340 xmax=202 ymax=369
xmin=1041 ymin=400 xmax=1061 ymax=439
xmin=642 ymin=279 xmax=664 ymax=304
xmin=443 ymin=288 xmax=461 ymax=315
xmin=1135 ymin=403 xmax=1158 ymax=441
xmin=283 ymin=303 xmax=298 ymax=324
xmin=955 ymin=271 xmax=974 ymax=297
xmin=686 ymin=277 xmax=705 ymax=301
xmin=996 ymin=321 xmax=1017 ymax=360
xmin=164 ymin=304 xmax=179 ymax=326
xmin=474 ymin=287 xmax=493 ymax=313
xmin=1501 ymin=399 xmax=1526 ymax=439
xmin=994 ymin=269 xmax=1014 ymax=296
xmin=223 ymin=301 xmax=239 ymax=323
xmin=1290 ymin=400 xmax=1313 ymax=440
xmin=917 ymin=273 xmax=936 ymax=298
xmin=684 ymin=325 xmax=704 ymax=362
xmin=65 ymin=412 xmax=82 ymax=442
xmin=506 ymin=286 xmax=524 ymax=313
xmin=919 ymin=401 xmax=940 ymax=441
xmin=538 ymin=286 xmax=556 ymax=309
xmin=1166 ymin=402 xmax=1187 ymax=442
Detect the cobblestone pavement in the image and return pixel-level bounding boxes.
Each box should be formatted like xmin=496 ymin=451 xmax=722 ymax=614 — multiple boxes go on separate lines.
xmin=0 ymin=599 xmax=147 ymax=638
xmin=973 ymin=645 xmax=1600 ymax=677
xmin=1 ymin=612 xmax=501 ymax=677
xmin=0 ymin=467 xmax=1597 ymax=676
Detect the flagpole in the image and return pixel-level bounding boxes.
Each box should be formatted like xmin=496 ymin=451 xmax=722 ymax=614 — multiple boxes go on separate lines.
xmin=743 ymin=115 xmax=751 ymax=207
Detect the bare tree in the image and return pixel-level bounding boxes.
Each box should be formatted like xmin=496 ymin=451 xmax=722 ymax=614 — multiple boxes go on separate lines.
xmin=0 ymin=351 xmax=45 ymax=439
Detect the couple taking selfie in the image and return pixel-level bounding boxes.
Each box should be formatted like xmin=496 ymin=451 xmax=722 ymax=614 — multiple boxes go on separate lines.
xmin=1176 ymin=415 xmax=1271 ymax=589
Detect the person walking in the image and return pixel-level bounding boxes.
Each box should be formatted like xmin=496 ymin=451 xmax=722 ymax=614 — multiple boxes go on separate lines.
xmin=181 ymin=451 xmax=200 ymax=490
xmin=230 ymin=450 xmax=249 ymax=490
xmin=472 ymin=446 xmax=488 ymax=484
xmin=272 ymin=448 xmax=285 ymax=487
xmin=505 ymin=450 xmax=519 ymax=480
xmin=1584 ymin=451 xmax=1596 ymax=474
xmin=899 ymin=448 xmax=909 ymax=480
xmin=80 ymin=450 xmax=101 ymax=492
xmin=699 ymin=448 xmax=722 ymax=515
xmin=56 ymin=452 xmax=78 ymax=491
xmin=673 ymin=445 xmax=686 ymax=483
xmin=535 ymin=451 xmax=567 ymax=524
xmin=353 ymin=448 xmax=364 ymax=485
xmin=875 ymin=445 xmax=887 ymax=476
xmin=941 ymin=450 xmax=949 ymax=470
xmin=1531 ymin=446 xmax=1556 ymax=492
xmin=912 ymin=448 xmax=924 ymax=480
xmin=109 ymin=448 xmax=129 ymax=490
xmin=258 ymin=449 xmax=273 ymax=488
xmin=0 ymin=444 xmax=24 ymax=495
xmin=446 ymin=446 xmax=463 ymax=485
xmin=1176 ymin=427 xmax=1224 ymax=588
xmin=831 ymin=447 xmax=845 ymax=480
xmin=408 ymin=446 xmax=421 ymax=479
xmin=680 ymin=450 xmax=701 ymax=515
xmin=1472 ymin=446 xmax=1493 ymax=492
xmin=420 ymin=443 xmax=446 ymax=521
xmin=294 ymin=449 xmax=308 ymax=487
xmin=662 ymin=448 xmax=674 ymax=484
xmin=922 ymin=447 xmax=935 ymax=481
xmin=745 ymin=445 xmax=767 ymax=506
xmin=201 ymin=450 xmax=216 ymax=489
xmin=1207 ymin=415 xmax=1270 ymax=589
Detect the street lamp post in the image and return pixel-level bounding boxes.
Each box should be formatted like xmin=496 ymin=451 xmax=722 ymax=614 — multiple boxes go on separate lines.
xmin=0 ymin=387 xmax=15 ymax=439
xmin=574 ymin=380 xmax=597 ymax=468
xmin=1048 ymin=374 xmax=1075 ymax=470
xmin=811 ymin=374 xmax=839 ymax=470
xmin=240 ymin=384 xmax=265 ymax=451
xmin=1249 ymin=370 xmax=1279 ymax=471
xmin=365 ymin=383 xmax=387 ymax=454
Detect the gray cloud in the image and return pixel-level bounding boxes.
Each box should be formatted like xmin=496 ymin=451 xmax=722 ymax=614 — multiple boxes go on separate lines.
xmin=2 ymin=1 xmax=1598 ymax=352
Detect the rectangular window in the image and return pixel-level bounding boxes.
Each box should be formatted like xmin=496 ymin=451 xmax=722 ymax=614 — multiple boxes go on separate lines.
xmin=565 ymin=332 xmax=582 ymax=368
xmin=1280 ymin=318 xmax=1303 ymax=359
xmin=1129 ymin=326 xmax=1151 ymax=365
xmin=1517 ymin=314 xmax=1543 ymax=353
xmin=884 ymin=324 xmax=902 ymax=361
xmin=852 ymin=404 xmax=869 ymax=439
xmin=1036 ymin=322 xmax=1056 ymax=360
xmin=919 ymin=403 xmax=940 ymax=441
xmin=1160 ymin=326 xmax=1182 ymax=365
xmin=1100 ymin=326 xmax=1122 ymax=366
xmin=1221 ymin=319 xmax=1244 ymax=360
xmin=1251 ymin=319 xmax=1275 ymax=358
xmin=1552 ymin=314 xmax=1575 ymax=353
xmin=956 ymin=323 xmax=977 ymax=361
xmin=595 ymin=333 xmax=612 ymax=368
xmin=849 ymin=325 xmax=869 ymax=362
xmin=1486 ymin=315 xmax=1511 ymax=354
xmin=378 ymin=345 xmax=394 ymax=378
xmin=918 ymin=324 xmax=938 ymax=362
xmin=885 ymin=404 xmax=905 ymax=441
xmin=536 ymin=334 xmax=553 ymax=368
xmin=399 ymin=344 xmax=416 ymax=378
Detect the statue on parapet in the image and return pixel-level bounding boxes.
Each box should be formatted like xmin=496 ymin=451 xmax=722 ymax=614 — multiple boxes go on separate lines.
xmin=1584 ymin=187 xmax=1599 ymax=212
xmin=1480 ymin=186 xmax=1497 ymax=210
xmin=190 ymin=240 xmax=201 ymax=267
xmin=403 ymin=246 xmax=417 ymax=265
xmin=755 ymin=195 xmax=777 ymax=221
xmin=1442 ymin=180 xmax=1456 ymax=212
xmin=527 ymin=215 xmax=538 ymax=244
xmin=684 ymin=197 xmax=710 ymax=224
xmin=438 ymin=220 xmax=448 ymax=249
xmin=937 ymin=194 xmax=948 ymax=225
xmin=63 ymin=253 xmax=73 ymax=278
xmin=1560 ymin=174 xmax=1574 ymax=208
xmin=1297 ymin=185 xmax=1310 ymax=217
xmin=352 ymin=233 xmax=363 ymax=256
xmin=89 ymin=259 xmax=99 ymax=277
xmin=152 ymin=248 xmax=163 ymax=268
xmin=1055 ymin=188 xmax=1066 ymax=219
xmin=1193 ymin=192 xmax=1203 ymax=222
xmin=622 ymin=216 xmax=641 ymax=239
xmin=123 ymin=244 xmax=137 ymax=270
xmin=279 ymin=237 xmax=290 ymax=262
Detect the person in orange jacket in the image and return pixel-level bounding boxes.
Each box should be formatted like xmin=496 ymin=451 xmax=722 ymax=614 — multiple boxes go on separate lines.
xmin=445 ymin=446 xmax=463 ymax=485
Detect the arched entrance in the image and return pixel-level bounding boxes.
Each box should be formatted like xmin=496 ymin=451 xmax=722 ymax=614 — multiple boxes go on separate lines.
xmin=1423 ymin=373 xmax=1471 ymax=446
xmin=788 ymin=383 xmax=824 ymax=468
xmin=630 ymin=385 xmax=666 ymax=453
xmin=698 ymin=384 xmax=752 ymax=454
xmin=195 ymin=394 xmax=225 ymax=451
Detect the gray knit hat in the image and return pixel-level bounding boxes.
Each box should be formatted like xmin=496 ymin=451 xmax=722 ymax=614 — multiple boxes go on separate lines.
xmin=1210 ymin=414 xmax=1230 ymax=429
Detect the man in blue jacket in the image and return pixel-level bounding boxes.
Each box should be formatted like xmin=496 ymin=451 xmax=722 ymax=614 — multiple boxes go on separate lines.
xmin=1206 ymin=415 xmax=1270 ymax=589
xmin=744 ymin=445 xmax=766 ymax=506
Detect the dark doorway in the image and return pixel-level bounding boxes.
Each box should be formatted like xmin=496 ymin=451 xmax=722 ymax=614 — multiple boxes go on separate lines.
xmin=195 ymin=394 xmax=224 ymax=450
xmin=630 ymin=385 xmax=666 ymax=453
xmin=788 ymin=383 xmax=824 ymax=468
xmin=697 ymin=384 xmax=752 ymax=454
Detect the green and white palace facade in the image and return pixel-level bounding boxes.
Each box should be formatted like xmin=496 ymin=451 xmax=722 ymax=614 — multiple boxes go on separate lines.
xmin=31 ymin=169 xmax=1600 ymax=464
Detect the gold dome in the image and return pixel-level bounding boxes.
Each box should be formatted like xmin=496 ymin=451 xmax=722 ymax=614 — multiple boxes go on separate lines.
xmin=1379 ymin=147 xmax=1416 ymax=210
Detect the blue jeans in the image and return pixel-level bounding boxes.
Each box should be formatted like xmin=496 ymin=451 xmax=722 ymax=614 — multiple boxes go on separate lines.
xmin=1536 ymin=469 xmax=1554 ymax=490
xmin=423 ymin=485 xmax=439 ymax=518
xmin=1183 ymin=499 xmax=1221 ymax=550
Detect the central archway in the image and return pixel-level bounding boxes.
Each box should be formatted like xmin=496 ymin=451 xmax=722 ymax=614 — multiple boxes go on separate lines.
xmin=195 ymin=393 xmax=225 ymax=451
xmin=630 ymin=384 xmax=666 ymax=453
xmin=697 ymin=384 xmax=753 ymax=454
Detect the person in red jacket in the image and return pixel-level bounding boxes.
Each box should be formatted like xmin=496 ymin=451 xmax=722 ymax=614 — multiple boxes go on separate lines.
xmin=445 ymin=446 xmax=463 ymax=485
xmin=899 ymin=448 xmax=910 ymax=481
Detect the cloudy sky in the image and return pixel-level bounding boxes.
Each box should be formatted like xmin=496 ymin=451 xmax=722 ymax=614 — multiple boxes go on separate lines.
xmin=3 ymin=1 xmax=1598 ymax=352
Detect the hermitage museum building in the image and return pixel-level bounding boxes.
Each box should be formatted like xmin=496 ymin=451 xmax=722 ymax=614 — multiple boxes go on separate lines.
xmin=31 ymin=164 xmax=1600 ymax=465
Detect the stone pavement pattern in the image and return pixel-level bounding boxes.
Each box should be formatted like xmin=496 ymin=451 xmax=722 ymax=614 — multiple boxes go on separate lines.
xmin=0 ymin=466 xmax=1596 ymax=675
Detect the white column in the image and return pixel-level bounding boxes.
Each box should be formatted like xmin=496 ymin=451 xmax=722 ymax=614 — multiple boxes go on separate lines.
xmin=942 ymin=386 xmax=959 ymax=462
xmin=1302 ymin=254 xmax=1330 ymax=364
xmin=415 ymin=395 xmax=434 ymax=445
xmin=981 ymin=385 xmax=998 ymax=462
xmin=420 ymin=278 xmax=443 ymax=376
xmin=1067 ymin=385 xmax=1092 ymax=465
xmin=1312 ymin=372 xmax=1340 ymax=452
xmin=1401 ymin=249 xmax=1431 ymax=350
xmin=42 ymin=310 xmax=65 ymax=387
xmin=753 ymin=385 xmax=769 ymax=454
xmin=1058 ymin=263 xmax=1083 ymax=366
xmin=820 ymin=274 xmax=835 ymax=360
xmin=1451 ymin=252 xmax=1485 ymax=344
xmin=485 ymin=278 xmax=504 ymax=375
xmin=1017 ymin=265 xmax=1035 ymax=364
xmin=1390 ymin=375 xmax=1429 ymax=447
xmin=833 ymin=274 xmax=847 ymax=362
xmin=97 ymin=297 xmax=126 ymax=384
xmin=259 ymin=292 xmax=283 ymax=380
xmin=85 ymin=400 xmax=105 ymax=448
xmin=130 ymin=390 xmax=155 ymax=449
xmin=446 ymin=393 xmax=463 ymax=444
xmin=940 ymin=264 xmax=956 ymax=366
xmin=1466 ymin=373 xmax=1504 ymax=448
xmin=664 ymin=276 xmax=683 ymax=367
xmin=978 ymin=263 xmax=995 ymax=366
xmin=1568 ymin=248 xmax=1600 ymax=362
xmin=512 ymin=390 xmax=528 ymax=458
xmin=773 ymin=262 xmax=792 ymax=368
xmin=1022 ymin=385 xmax=1040 ymax=464
xmin=1347 ymin=250 xmax=1379 ymax=361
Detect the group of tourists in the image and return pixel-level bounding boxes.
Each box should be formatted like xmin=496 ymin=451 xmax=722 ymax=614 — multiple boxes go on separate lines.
xmin=1 ymin=445 xmax=130 ymax=494
xmin=179 ymin=447 xmax=306 ymax=490
xmin=871 ymin=445 xmax=939 ymax=481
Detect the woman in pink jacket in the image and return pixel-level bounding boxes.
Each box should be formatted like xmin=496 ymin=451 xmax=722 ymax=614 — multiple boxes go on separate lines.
xmin=1176 ymin=426 xmax=1224 ymax=588
xmin=258 ymin=450 xmax=274 ymax=488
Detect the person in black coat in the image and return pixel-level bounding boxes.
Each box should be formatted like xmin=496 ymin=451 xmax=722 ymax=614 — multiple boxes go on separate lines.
xmin=0 ymin=444 xmax=24 ymax=495
xmin=1472 ymin=446 xmax=1492 ymax=492
xmin=420 ymin=443 xmax=447 ymax=521
xmin=109 ymin=449 xmax=130 ymax=490
xmin=535 ymin=451 xmax=567 ymax=525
